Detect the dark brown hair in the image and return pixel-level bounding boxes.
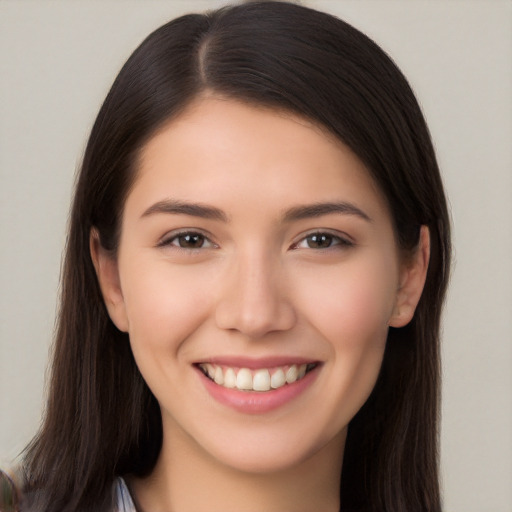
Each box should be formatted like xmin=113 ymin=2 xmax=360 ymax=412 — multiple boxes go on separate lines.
xmin=21 ymin=2 xmax=451 ymax=511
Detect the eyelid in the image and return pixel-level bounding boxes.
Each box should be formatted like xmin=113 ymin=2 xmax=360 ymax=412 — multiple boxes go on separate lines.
xmin=290 ymin=229 xmax=355 ymax=249
xmin=157 ymin=228 xmax=218 ymax=249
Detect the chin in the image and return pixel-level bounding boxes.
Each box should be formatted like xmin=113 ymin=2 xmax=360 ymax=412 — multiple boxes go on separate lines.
xmin=195 ymin=423 xmax=347 ymax=476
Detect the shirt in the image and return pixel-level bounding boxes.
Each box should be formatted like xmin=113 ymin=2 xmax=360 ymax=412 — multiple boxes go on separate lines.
xmin=114 ymin=478 xmax=137 ymax=512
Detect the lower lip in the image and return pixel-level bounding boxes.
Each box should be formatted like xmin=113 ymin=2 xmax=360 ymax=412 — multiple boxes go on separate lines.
xmin=197 ymin=366 xmax=319 ymax=414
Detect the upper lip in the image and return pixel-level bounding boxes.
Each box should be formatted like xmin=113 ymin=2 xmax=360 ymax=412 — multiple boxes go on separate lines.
xmin=194 ymin=356 xmax=319 ymax=369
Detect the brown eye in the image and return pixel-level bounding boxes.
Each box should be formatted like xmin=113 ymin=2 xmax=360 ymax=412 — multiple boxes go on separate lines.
xmin=175 ymin=233 xmax=206 ymax=248
xmin=293 ymin=232 xmax=354 ymax=250
xmin=306 ymin=233 xmax=335 ymax=248
xmin=158 ymin=231 xmax=216 ymax=250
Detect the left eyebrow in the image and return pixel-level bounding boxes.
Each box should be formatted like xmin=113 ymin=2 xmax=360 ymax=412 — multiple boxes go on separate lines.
xmin=282 ymin=201 xmax=372 ymax=223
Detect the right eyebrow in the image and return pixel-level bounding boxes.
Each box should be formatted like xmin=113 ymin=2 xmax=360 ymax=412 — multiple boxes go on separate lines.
xmin=141 ymin=199 xmax=229 ymax=222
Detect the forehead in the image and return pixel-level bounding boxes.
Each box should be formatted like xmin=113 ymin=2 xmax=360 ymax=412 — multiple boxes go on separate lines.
xmin=127 ymin=96 xmax=390 ymax=223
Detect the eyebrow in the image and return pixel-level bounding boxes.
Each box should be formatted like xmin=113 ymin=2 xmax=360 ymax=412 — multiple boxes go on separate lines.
xmin=141 ymin=199 xmax=228 ymax=222
xmin=141 ymin=199 xmax=371 ymax=223
xmin=282 ymin=201 xmax=372 ymax=223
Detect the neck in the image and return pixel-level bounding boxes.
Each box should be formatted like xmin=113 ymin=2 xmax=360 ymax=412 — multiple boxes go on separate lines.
xmin=130 ymin=423 xmax=345 ymax=512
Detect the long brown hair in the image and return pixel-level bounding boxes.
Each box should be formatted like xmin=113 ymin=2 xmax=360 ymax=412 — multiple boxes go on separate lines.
xmin=21 ymin=2 xmax=451 ymax=511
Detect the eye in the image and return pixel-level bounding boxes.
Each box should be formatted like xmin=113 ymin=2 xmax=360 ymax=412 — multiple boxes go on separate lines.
xmin=158 ymin=231 xmax=216 ymax=250
xmin=292 ymin=232 xmax=353 ymax=250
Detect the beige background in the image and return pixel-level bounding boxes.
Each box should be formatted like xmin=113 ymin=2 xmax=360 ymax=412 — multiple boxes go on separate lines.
xmin=1 ymin=1 xmax=511 ymax=511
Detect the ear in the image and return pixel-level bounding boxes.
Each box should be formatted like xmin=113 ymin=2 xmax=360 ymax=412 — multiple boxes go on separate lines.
xmin=90 ymin=228 xmax=129 ymax=332
xmin=388 ymin=226 xmax=430 ymax=328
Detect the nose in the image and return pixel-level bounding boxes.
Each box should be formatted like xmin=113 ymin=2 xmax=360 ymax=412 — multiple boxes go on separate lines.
xmin=215 ymin=250 xmax=297 ymax=339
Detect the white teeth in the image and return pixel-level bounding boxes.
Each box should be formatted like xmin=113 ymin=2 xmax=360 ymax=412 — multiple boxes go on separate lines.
xmin=286 ymin=364 xmax=298 ymax=384
xmin=253 ymin=369 xmax=271 ymax=391
xmin=214 ymin=366 xmax=224 ymax=385
xmin=200 ymin=362 xmax=315 ymax=392
xmin=236 ymin=368 xmax=253 ymax=390
xmin=270 ymin=368 xmax=286 ymax=389
xmin=206 ymin=363 xmax=215 ymax=380
xmin=224 ymin=367 xmax=237 ymax=388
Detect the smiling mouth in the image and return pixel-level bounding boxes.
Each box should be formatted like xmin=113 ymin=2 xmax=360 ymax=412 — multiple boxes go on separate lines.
xmin=197 ymin=363 xmax=318 ymax=392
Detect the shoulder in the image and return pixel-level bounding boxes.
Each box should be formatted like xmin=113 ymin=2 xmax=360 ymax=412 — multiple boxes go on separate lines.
xmin=113 ymin=477 xmax=137 ymax=512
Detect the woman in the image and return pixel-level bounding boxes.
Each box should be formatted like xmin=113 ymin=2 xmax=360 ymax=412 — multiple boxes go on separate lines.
xmin=6 ymin=1 xmax=451 ymax=511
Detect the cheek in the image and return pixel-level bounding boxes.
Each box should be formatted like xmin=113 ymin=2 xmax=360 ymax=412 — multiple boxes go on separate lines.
xmin=297 ymin=256 xmax=398 ymax=345
xmin=319 ymin=274 xmax=390 ymax=383
xmin=119 ymin=256 xmax=214 ymax=355
xmin=295 ymin=255 xmax=397 ymax=408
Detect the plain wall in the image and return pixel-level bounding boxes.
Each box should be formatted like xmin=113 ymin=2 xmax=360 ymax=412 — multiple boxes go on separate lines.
xmin=1 ymin=1 xmax=511 ymax=511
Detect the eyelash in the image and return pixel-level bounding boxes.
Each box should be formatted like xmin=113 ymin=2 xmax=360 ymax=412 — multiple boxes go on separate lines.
xmin=291 ymin=231 xmax=354 ymax=250
xmin=157 ymin=231 xmax=217 ymax=250
xmin=158 ymin=230 xmax=354 ymax=252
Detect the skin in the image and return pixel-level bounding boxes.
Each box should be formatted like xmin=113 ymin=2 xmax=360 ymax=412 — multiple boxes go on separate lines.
xmin=92 ymin=96 xmax=429 ymax=512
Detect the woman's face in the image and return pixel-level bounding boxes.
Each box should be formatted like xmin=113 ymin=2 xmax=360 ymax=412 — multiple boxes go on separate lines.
xmin=95 ymin=96 xmax=423 ymax=474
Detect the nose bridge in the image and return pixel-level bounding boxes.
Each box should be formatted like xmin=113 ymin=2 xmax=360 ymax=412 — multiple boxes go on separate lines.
xmin=215 ymin=245 xmax=296 ymax=338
